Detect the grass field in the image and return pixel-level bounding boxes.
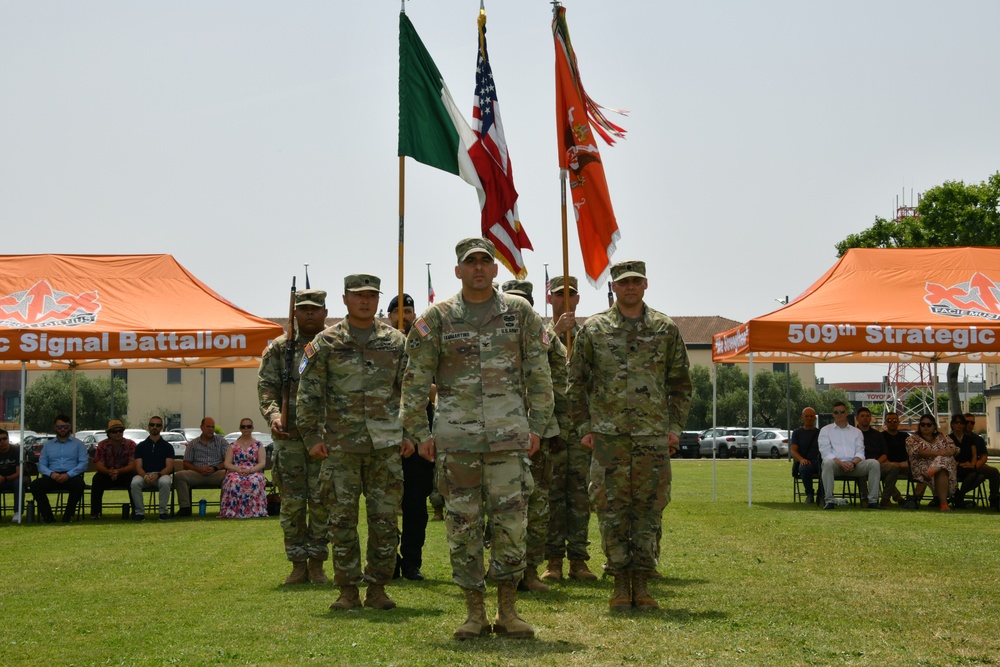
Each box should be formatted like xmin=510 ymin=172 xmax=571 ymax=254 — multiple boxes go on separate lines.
xmin=4 ymin=459 xmax=999 ymax=667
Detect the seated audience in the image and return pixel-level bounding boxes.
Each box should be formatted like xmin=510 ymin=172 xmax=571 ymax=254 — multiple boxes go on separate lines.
xmin=219 ymin=418 xmax=268 ymax=519
xmin=818 ymin=401 xmax=883 ymax=510
xmin=964 ymin=413 xmax=1000 ymax=511
xmin=855 ymin=406 xmax=899 ymax=508
xmin=173 ymin=417 xmax=229 ymax=517
xmin=30 ymin=414 xmax=88 ymax=523
xmin=790 ymin=407 xmax=821 ymax=504
xmin=880 ymin=412 xmax=909 ymax=504
xmin=949 ymin=414 xmax=980 ymax=509
xmin=130 ymin=416 xmax=175 ymax=521
xmin=0 ymin=429 xmax=25 ymax=522
xmin=904 ymin=414 xmax=958 ymax=511
xmin=90 ymin=420 xmax=137 ymax=518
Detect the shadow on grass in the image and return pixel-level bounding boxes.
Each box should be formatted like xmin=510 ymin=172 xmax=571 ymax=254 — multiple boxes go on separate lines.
xmin=316 ymin=605 xmax=446 ymax=623
xmin=433 ymin=636 xmax=589 ymax=655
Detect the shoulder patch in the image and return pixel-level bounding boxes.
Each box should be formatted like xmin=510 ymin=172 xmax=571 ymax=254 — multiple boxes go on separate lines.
xmin=541 ymin=329 xmax=550 ymax=346
xmin=414 ymin=318 xmax=431 ymax=337
xmin=298 ymin=341 xmax=317 ymax=374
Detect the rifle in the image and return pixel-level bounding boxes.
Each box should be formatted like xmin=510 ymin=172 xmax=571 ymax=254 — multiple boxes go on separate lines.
xmin=280 ymin=276 xmax=297 ymax=430
xmin=607 ymin=280 xmax=614 ymax=308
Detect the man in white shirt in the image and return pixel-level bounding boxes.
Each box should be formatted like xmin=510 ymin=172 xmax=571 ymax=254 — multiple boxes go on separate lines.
xmin=817 ymin=402 xmax=883 ymax=511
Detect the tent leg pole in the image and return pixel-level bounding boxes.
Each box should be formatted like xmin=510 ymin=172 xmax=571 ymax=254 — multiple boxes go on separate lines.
xmin=712 ymin=363 xmax=717 ymax=502
xmin=748 ymin=354 xmax=754 ymax=508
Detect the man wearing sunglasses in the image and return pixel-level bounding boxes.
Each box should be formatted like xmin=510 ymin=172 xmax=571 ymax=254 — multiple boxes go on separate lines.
xmin=89 ymin=419 xmax=137 ymax=518
xmin=963 ymin=413 xmax=1000 ymax=510
xmin=29 ymin=414 xmax=88 ymax=523
xmin=817 ymin=402 xmax=883 ymax=510
xmin=880 ymin=412 xmax=909 ymax=505
xmin=131 ymin=417 xmax=175 ymax=521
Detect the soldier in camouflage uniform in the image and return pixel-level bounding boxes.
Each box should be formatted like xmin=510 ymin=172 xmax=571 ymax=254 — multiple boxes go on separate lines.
xmin=541 ymin=275 xmax=598 ymax=583
xmin=567 ymin=260 xmax=692 ymax=611
xmin=400 ymin=238 xmax=554 ymax=640
xmin=501 ymin=279 xmax=569 ymax=594
xmin=296 ymin=274 xmax=412 ymax=611
xmin=258 ymin=289 xmax=331 ymax=585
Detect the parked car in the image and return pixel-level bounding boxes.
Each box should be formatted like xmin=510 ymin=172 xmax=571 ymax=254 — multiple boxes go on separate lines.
xmin=677 ymin=431 xmax=703 ymax=458
xmin=23 ymin=433 xmax=54 ymax=465
xmin=697 ymin=427 xmax=754 ymax=459
xmin=160 ymin=431 xmax=188 ymax=458
xmin=725 ymin=429 xmax=757 ymax=458
xmin=172 ymin=428 xmax=204 ymax=442
xmin=751 ymin=428 xmax=789 ymax=459
xmin=7 ymin=430 xmax=38 ymax=446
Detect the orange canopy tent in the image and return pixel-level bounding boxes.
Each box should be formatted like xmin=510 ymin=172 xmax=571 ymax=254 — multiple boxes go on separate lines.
xmin=710 ymin=247 xmax=1000 ymax=506
xmin=0 ymin=254 xmax=282 ymax=370
xmin=713 ymin=247 xmax=1000 ymax=365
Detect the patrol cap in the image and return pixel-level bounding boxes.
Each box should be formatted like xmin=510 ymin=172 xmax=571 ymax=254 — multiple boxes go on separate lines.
xmin=548 ymin=275 xmax=578 ymax=294
xmin=610 ymin=261 xmax=646 ymax=282
xmin=455 ymin=237 xmax=496 ymax=262
xmin=387 ymin=293 xmax=414 ymax=313
xmin=344 ymin=274 xmax=382 ymax=293
xmin=295 ymin=289 xmax=327 ymax=308
xmin=502 ymin=280 xmax=534 ymax=305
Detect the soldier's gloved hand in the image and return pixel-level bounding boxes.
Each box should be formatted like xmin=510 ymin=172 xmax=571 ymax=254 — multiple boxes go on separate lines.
xmin=270 ymin=419 xmax=290 ymax=440
xmin=400 ymin=439 xmax=415 ymax=458
xmin=418 ymin=438 xmax=436 ymax=463
xmin=528 ymin=433 xmax=541 ymax=458
xmin=580 ymin=433 xmax=595 ymax=450
xmin=308 ymin=443 xmax=328 ymax=460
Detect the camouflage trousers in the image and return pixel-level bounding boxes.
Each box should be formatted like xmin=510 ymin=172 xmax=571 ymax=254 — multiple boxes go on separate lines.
xmin=274 ymin=438 xmax=329 ymax=562
xmin=438 ymin=449 xmax=533 ymax=592
xmin=589 ymin=434 xmax=671 ymax=575
xmin=525 ymin=440 xmax=551 ymax=568
xmin=320 ymin=447 xmax=403 ymax=586
xmin=545 ymin=436 xmax=593 ymax=561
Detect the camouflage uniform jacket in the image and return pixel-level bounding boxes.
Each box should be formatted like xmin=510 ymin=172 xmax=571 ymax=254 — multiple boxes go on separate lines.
xmin=258 ymin=332 xmax=313 ymax=439
xmin=542 ymin=333 xmax=571 ymax=440
xmin=568 ymin=304 xmax=692 ymax=437
xmin=296 ymin=319 xmax=408 ymax=454
xmin=400 ymin=289 xmax=554 ymax=452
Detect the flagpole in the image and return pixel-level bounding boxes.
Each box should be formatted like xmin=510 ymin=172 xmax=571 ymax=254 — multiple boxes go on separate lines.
xmin=560 ymin=168 xmax=571 ymax=353
xmin=398 ymin=155 xmax=406 ymax=333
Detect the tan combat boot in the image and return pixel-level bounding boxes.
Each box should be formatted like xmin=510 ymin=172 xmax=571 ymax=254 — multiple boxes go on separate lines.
xmin=364 ymin=583 xmax=397 ymax=610
xmin=453 ymin=588 xmax=489 ymax=640
xmin=329 ymin=585 xmax=362 ymax=610
xmin=307 ymin=557 xmax=329 ymax=584
xmin=492 ymin=580 xmax=535 ymax=639
xmin=517 ymin=567 xmax=550 ymax=593
xmin=609 ymin=572 xmax=632 ymax=610
xmin=540 ymin=557 xmax=563 ymax=582
xmin=631 ymin=572 xmax=659 ymax=611
xmin=283 ymin=561 xmax=308 ymax=585
xmin=568 ymin=559 xmax=598 ymax=581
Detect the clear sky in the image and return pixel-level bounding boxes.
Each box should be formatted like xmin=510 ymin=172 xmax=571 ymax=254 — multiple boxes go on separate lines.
xmin=2 ymin=1 xmax=998 ymax=383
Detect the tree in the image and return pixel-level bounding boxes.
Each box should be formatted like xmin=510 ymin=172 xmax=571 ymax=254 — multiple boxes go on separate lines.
xmin=836 ymin=172 xmax=1000 ymax=412
xmin=24 ymin=371 xmax=129 ymax=432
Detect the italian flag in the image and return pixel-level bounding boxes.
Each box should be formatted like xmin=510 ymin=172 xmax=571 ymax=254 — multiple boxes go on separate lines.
xmin=399 ymin=13 xmax=504 ymax=230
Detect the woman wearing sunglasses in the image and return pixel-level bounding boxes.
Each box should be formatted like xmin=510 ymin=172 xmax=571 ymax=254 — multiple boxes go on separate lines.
xmin=904 ymin=414 xmax=958 ymax=511
xmin=219 ymin=419 xmax=268 ymax=519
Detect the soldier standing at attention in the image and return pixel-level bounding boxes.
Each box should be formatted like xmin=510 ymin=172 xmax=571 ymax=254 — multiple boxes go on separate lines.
xmin=297 ymin=274 xmax=412 ymax=611
xmin=501 ymin=279 xmax=569 ymax=594
xmin=541 ymin=275 xmax=598 ymax=583
xmin=568 ymin=260 xmax=692 ymax=611
xmin=400 ymin=238 xmax=554 ymax=640
xmin=258 ymin=289 xmax=331 ymax=585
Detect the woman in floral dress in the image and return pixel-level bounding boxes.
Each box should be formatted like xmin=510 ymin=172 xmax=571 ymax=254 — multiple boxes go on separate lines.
xmin=904 ymin=413 xmax=959 ymax=512
xmin=219 ymin=419 xmax=268 ymax=518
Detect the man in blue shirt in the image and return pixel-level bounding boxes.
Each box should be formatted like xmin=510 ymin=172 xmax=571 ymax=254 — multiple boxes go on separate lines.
xmin=30 ymin=414 xmax=89 ymax=523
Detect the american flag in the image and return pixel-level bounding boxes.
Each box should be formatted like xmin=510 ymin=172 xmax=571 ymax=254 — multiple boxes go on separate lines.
xmin=470 ymin=13 xmax=532 ymax=279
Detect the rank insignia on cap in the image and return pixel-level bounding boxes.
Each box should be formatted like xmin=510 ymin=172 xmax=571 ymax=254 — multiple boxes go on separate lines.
xmin=415 ymin=318 xmax=431 ymax=337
